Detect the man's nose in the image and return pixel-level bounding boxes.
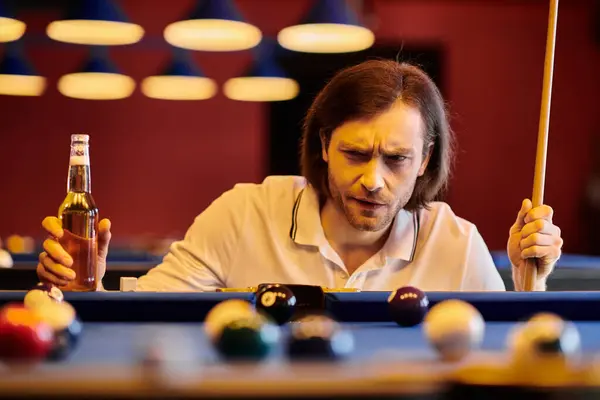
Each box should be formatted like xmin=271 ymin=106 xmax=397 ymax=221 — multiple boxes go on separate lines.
xmin=360 ymin=160 xmax=384 ymax=192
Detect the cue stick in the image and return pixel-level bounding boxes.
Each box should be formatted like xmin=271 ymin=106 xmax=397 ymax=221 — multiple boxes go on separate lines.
xmin=523 ymin=0 xmax=559 ymax=291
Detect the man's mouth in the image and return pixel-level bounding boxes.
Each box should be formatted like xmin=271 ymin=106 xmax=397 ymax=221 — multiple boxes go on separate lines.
xmin=350 ymin=197 xmax=386 ymax=209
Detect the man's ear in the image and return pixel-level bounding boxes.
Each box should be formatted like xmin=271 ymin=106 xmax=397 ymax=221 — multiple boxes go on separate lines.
xmin=418 ymin=142 xmax=434 ymax=176
xmin=320 ymin=131 xmax=329 ymax=163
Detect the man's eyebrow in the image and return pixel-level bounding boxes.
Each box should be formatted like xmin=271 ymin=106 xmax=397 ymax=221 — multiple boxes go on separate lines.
xmin=337 ymin=141 xmax=414 ymax=155
xmin=338 ymin=141 xmax=370 ymax=151
xmin=382 ymin=147 xmax=414 ymax=155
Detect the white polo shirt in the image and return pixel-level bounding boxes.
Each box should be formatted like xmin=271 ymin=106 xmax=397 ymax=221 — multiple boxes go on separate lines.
xmin=135 ymin=176 xmax=507 ymax=292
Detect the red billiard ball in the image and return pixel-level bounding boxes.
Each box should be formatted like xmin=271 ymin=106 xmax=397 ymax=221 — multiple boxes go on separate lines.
xmin=0 ymin=303 xmax=54 ymax=363
xmin=24 ymin=283 xmax=64 ymax=309
xmin=387 ymin=286 xmax=429 ymax=327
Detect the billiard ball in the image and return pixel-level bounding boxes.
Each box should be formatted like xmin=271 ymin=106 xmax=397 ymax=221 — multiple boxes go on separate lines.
xmin=423 ymin=299 xmax=485 ymax=362
xmin=0 ymin=303 xmax=54 ymax=363
xmin=387 ymin=286 xmax=429 ymax=327
xmin=253 ymin=284 xmax=296 ymax=325
xmin=506 ymin=313 xmax=581 ymax=386
xmin=30 ymin=300 xmax=82 ymax=361
xmin=214 ymin=313 xmax=280 ymax=361
xmin=508 ymin=312 xmax=581 ymax=362
xmin=204 ymin=299 xmax=256 ymax=343
xmin=24 ymin=283 xmax=64 ymax=309
xmin=286 ymin=314 xmax=354 ymax=360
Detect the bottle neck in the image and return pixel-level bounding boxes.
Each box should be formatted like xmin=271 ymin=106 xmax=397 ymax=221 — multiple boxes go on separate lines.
xmin=67 ymin=162 xmax=91 ymax=193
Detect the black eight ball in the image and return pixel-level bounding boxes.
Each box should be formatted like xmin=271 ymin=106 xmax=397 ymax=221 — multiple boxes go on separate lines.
xmin=254 ymin=284 xmax=296 ymax=325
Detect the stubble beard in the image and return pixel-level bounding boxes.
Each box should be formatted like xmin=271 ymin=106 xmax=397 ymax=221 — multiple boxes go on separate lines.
xmin=327 ymin=168 xmax=416 ymax=232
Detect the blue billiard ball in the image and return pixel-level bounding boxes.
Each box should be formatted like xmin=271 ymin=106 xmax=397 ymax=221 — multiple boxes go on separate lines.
xmin=49 ymin=314 xmax=82 ymax=361
xmin=387 ymin=286 xmax=429 ymax=327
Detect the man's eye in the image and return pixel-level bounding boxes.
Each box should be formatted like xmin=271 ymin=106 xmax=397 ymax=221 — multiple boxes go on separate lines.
xmin=345 ymin=150 xmax=367 ymax=159
xmin=387 ymin=155 xmax=407 ymax=163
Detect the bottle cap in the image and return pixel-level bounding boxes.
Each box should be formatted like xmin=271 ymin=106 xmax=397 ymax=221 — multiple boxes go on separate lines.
xmin=71 ymin=134 xmax=89 ymax=143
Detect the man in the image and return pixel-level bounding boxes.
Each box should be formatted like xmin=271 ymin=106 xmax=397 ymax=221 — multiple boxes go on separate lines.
xmin=37 ymin=60 xmax=562 ymax=292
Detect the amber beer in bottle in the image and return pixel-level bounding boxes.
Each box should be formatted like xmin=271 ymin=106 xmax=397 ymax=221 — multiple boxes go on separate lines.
xmin=58 ymin=134 xmax=99 ymax=291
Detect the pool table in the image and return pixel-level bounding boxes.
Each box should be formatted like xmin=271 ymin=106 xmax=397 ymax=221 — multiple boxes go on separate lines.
xmin=1 ymin=290 xmax=600 ymax=399
xmin=4 ymin=251 xmax=600 ymax=291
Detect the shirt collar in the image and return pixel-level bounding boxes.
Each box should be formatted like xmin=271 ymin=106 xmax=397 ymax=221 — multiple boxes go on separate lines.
xmin=382 ymin=208 xmax=419 ymax=262
xmin=289 ymin=185 xmax=325 ymax=247
xmin=289 ymin=185 xmax=419 ymax=262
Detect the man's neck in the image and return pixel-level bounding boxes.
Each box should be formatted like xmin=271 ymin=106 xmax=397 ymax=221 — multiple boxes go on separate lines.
xmin=320 ymin=200 xmax=391 ymax=251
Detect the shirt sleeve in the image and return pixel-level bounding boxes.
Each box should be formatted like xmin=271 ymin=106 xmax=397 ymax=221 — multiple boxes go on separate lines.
xmin=133 ymin=185 xmax=248 ymax=292
xmin=461 ymin=227 xmax=506 ymax=291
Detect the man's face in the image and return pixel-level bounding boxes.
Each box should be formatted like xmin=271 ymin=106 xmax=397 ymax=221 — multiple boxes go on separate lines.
xmin=322 ymin=101 xmax=431 ymax=232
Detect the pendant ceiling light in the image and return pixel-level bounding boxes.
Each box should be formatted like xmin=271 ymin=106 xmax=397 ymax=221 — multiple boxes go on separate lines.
xmin=164 ymin=0 xmax=262 ymax=52
xmin=278 ymin=0 xmax=374 ymax=53
xmin=0 ymin=47 xmax=45 ymax=96
xmin=47 ymin=0 xmax=144 ymax=46
xmin=142 ymin=51 xmax=217 ymax=100
xmin=224 ymin=39 xmax=299 ymax=102
xmin=0 ymin=0 xmax=26 ymax=43
xmin=58 ymin=48 xmax=135 ymax=100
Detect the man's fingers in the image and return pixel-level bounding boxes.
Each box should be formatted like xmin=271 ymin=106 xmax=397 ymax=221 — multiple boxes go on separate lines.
xmin=520 ymin=232 xmax=563 ymax=250
xmin=36 ymin=253 xmax=72 ymax=285
xmin=98 ymin=218 xmax=112 ymax=244
xmin=99 ymin=218 xmax=111 ymax=234
xmin=98 ymin=218 xmax=112 ymax=259
xmin=510 ymin=199 xmax=532 ymax=234
xmin=521 ymin=245 xmax=562 ymax=261
xmin=39 ymin=252 xmax=76 ymax=280
xmin=42 ymin=216 xmax=64 ymax=239
xmin=524 ymin=205 xmax=554 ymax=225
xmin=36 ymin=264 xmax=69 ymax=286
xmin=520 ymin=219 xmax=560 ymax=240
xmin=42 ymin=239 xmax=73 ymax=267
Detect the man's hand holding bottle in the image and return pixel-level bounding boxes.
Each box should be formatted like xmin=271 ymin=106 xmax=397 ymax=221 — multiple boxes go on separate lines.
xmin=37 ymin=217 xmax=112 ymax=289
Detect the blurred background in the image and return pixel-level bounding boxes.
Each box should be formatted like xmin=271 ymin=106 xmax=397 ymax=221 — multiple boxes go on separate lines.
xmin=0 ymin=0 xmax=598 ymax=290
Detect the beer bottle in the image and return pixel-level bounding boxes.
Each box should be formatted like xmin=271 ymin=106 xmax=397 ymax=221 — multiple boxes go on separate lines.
xmin=58 ymin=134 xmax=99 ymax=291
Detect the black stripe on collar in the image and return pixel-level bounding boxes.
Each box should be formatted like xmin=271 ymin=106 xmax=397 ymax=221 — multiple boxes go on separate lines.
xmin=410 ymin=211 xmax=420 ymax=262
xmin=289 ymin=188 xmax=305 ymax=241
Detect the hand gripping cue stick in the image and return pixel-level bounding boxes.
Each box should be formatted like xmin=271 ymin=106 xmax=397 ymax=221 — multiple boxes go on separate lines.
xmin=523 ymin=0 xmax=559 ymax=291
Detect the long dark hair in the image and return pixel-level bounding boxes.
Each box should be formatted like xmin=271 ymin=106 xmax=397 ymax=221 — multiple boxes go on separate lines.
xmin=300 ymin=59 xmax=455 ymax=211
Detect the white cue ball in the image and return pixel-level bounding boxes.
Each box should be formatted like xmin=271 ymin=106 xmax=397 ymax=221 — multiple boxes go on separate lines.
xmin=423 ymin=299 xmax=485 ymax=362
xmin=203 ymin=299 xmax=256 ymax=342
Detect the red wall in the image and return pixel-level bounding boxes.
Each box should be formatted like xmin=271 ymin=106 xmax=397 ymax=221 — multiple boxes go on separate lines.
xmin=0 ymin=0 xmax=598 ymax=253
